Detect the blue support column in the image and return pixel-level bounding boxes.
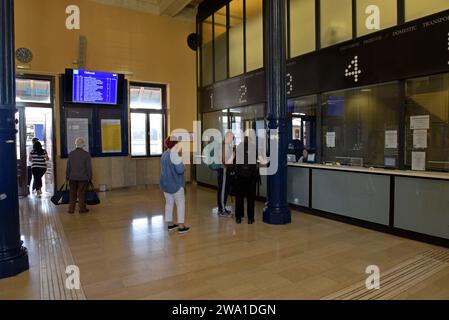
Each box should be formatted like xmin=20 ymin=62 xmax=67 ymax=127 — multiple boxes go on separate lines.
xmin=263 ymin=0 xmax=291 ymax=225
xmin=0 ymin=0 xmax=29 ymax=279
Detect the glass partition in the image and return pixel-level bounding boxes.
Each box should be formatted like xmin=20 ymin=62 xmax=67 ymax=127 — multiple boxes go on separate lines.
xmin=322 ymin=82 xmax=399 ymax=168
xmin=405 ymin=73 xmax=449 ymax=172
xmin=289 ymin=95 xmax=317 ymax=153
xmin=230 ymin=104 xmax=266 ymax=145
xmin=202 ymin=110 xmax=229 ymax=146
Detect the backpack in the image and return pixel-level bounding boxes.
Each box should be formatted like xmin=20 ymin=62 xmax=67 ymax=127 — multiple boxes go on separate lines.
xmin=205 ymin=143 xmax=222 ymax=171
xmin=235 ymin=162 xmax=258 ymax=179
xmin=234 ymin=143 xmax=258 ymax=179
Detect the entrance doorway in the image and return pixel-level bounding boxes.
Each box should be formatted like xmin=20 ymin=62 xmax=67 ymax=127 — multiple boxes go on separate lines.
xmin=15 ymin=77 xmax=55 ymax=197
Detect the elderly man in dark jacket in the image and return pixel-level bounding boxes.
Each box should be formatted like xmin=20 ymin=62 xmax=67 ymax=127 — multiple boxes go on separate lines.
xmin=66 ymin=137 xmax=92 ymax=214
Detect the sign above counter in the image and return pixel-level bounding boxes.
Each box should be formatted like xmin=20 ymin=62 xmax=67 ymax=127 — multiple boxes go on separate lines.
xmin=199 ymin=9 xmax=449 ymax=112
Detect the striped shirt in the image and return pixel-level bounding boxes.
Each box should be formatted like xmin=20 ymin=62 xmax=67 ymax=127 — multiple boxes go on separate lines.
xmin=30 ymin=150 xmax=48 ymax=169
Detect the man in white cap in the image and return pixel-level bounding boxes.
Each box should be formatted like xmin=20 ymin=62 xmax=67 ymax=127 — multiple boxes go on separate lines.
xmin=66 ymin=137 xmax=92 ymax=214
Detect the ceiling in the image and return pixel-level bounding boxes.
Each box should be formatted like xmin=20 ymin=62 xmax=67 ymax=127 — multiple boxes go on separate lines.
xmin=87 ymin=0 xmax=204 ymax=20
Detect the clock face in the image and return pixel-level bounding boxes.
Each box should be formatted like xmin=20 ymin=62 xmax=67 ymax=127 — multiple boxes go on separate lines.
xmin=15 ymin=48 xmax=33 ymax=64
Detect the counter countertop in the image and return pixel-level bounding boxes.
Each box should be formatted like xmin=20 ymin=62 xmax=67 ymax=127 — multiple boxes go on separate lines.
xmin=288 ymin=162 xmax=449 ymax=180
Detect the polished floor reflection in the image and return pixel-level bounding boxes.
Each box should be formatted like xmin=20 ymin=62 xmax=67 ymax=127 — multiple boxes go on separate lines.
xmin=1 ymin=184 xmax=449 ymax=300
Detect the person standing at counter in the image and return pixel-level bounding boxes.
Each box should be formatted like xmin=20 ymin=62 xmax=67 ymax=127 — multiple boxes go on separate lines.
xmin=232 ymin=136 xmax=259 ymax=225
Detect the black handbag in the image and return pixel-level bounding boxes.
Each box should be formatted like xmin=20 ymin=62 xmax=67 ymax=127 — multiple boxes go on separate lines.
xmin=51 ymin=182 xmax=70 ymax=206
xmin=85 ymin=181 xmax=100 ymax=206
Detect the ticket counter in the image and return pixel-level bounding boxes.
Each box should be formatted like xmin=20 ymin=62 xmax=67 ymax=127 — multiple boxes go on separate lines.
xmin=288 ymin=163 xmax=449 ymax=242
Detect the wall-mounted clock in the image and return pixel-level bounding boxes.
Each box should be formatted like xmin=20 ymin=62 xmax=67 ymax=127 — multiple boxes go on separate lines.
xmin=15 ymin=47 xmax=33 ymax=64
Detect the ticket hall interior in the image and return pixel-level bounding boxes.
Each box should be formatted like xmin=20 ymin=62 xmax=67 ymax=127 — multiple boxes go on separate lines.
xmin=2 ymin=0 xmax=449 ymax=300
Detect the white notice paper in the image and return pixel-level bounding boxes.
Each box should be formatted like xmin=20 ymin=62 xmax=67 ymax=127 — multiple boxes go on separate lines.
xmin=412 ymin=151 xmax=426 ymax=171
xmin=410 ymin=115 xmax=430 ymax=130
xmin=413 ymin=130 xmax=428 ymax=149
xmin=326 ymin=132 xmax=336 ymax=148
xmin=67 ymin=118 xmax=89 ymax=153
xmin=385 ymin=130 xmax=398 ymax=149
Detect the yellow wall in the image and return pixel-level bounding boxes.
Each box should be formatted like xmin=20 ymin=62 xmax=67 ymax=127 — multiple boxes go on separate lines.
xmin=15 ymin=0 xmax=197 ymax=188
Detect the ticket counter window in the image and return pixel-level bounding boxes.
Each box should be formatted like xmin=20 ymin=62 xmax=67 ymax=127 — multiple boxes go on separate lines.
xmin=202 ymin=110 xmax=229 ymax=148
xmin=288 ymin=95 xmax=317 ymax=161
xmin=321 ymin=82 xmax=399 ymax=168
xmin=230 ymin=104 xmax=265 ymax=146
xmin=405 ymin=73 xmax=449 ymax=172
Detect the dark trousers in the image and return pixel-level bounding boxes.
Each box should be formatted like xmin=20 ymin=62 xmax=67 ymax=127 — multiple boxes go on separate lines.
xmin=31 ymin=167 xmax=46 ymax=191
xmin=234 ymin=178 xmax=257 ymax=220
xmin=217 ymin=168 xmax=230 ymax=212
xmin=69 ymin=180 xmax=88 ymax=212
xmin=27 ymin=166 xmax=32 ymax=186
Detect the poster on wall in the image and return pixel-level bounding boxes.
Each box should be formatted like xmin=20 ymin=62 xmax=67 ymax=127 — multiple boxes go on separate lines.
xmin=101 ymin=119 xmax=122 ymax=153
xmin=67 ymin=118 xmax=89 ymax=153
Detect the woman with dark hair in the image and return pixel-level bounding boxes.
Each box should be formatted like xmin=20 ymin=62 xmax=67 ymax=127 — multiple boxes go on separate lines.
xmin=160 ymin=136 xmax=190 ymax=234
xmin=29 ymin=141 xmax=49 ymax=197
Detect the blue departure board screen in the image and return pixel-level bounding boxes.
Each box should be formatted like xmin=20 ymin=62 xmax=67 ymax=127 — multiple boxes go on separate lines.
xmin=72 ymin=69 xmax=118 ymax=105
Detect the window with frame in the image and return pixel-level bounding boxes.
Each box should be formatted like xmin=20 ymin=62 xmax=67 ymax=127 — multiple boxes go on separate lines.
xmin=321 ymin=82 xmax=400 ymax=168
xmin=405 ymin=73 xmax=449 ymax=172
xmin=130 ymin=84 xmax=167 ymax=157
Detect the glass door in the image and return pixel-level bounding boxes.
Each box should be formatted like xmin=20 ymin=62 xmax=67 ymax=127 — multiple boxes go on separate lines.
xmin=16 ymin=108 xmax=28 ymax=196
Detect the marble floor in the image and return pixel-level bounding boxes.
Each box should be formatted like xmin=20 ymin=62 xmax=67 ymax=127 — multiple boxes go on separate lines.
xmin=1 ymin=184 xmax=449 ymax=300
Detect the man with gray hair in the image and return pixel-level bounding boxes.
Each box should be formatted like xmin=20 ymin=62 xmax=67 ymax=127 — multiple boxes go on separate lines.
xmin=66 ymin=137 xmax=92 ymax=214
